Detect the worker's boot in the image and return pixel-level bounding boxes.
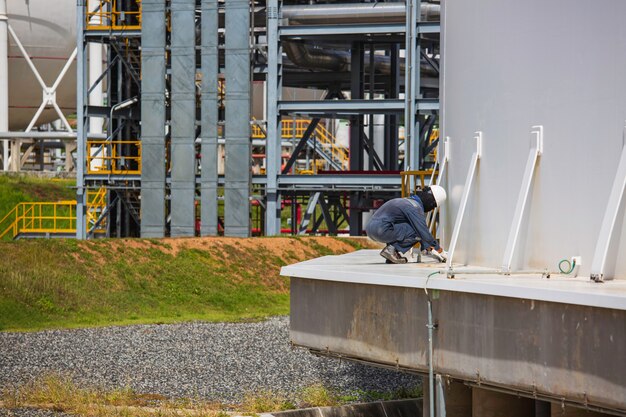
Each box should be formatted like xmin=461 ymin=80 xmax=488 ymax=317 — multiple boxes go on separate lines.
xmin=380 ymin=245 xmax=407 ymax=264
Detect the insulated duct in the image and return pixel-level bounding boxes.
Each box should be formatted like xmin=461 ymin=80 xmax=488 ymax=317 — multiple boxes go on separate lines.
xmin=283 ymin=41 xmax=438 ymax=77
xmin=281 ymin=2 xmax=440 ymax=25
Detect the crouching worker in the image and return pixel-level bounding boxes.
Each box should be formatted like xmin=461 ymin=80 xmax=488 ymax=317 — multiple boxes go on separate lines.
xmin=365 ymin=185 xmax=448 ymax=264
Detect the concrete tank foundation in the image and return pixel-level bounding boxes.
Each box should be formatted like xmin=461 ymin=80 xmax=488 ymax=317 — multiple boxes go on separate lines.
xmin=283 ymin=250 xmax=626 ymax=415
xmin=472 ymin=388 xmax=534 ymax=417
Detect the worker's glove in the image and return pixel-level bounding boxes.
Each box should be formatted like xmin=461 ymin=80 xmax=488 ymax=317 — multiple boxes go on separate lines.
xmin=429 ymin=248 xmax=448 ymax=263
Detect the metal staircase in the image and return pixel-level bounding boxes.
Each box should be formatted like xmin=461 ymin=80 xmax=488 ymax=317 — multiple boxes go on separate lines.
xmin=0 ymin=188 xmax=108 ymax=240
xmin=120 ymin=189 xmax=141 ymax=225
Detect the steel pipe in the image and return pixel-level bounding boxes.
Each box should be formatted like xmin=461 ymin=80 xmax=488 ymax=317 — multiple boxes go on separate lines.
xmin=281 ymin=2 xmax=440 ymax=25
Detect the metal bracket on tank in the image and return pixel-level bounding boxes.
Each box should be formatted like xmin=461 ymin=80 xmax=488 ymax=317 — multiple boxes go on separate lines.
xmin=446 ymin=131 xmax=482 ymax=274
xmin=590 ymin=121 xmax=626 ymax=282
xmin=427 ymin=136 xmax=450 ymax=231
xmin=501 ymin=125 xmax=543 ymax=274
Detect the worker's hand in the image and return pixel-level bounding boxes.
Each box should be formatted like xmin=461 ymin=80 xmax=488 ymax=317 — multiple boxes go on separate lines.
xmin=428 ymin=248 xmax=445 ymax=263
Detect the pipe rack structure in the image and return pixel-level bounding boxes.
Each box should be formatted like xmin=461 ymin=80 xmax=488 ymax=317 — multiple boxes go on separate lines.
xmin=76 ymin=0 xmax=441 ymax=238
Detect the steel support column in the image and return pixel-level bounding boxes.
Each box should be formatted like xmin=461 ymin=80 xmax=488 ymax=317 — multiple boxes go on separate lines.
xmin=265 ymin=0 xmax=281 ymax=235
xmin=140 ymin=0 xmax=167 ymax=237
xmin=170 ymin=0 xmax=196 ymax=237
xmin=384 ymin=45 xmax=400 ymax=171
xmin=0 ymin=0 xmax=8 ymax=172
xmin=405 ymin=0 xmax=419 ymax=170
xmin=349 ymin=42 xmax=364 ymax=235
xmin=200 ymin=0 xmax=219 ymax=236
xmin=76 ymin=0 xmax=88 ymax=239
xmin=224 ymin=0 xmax=251 ymax=236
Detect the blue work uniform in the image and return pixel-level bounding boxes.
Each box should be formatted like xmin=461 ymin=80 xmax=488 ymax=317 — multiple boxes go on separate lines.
xmin=365 ymin=197 xmax=440 ymax=254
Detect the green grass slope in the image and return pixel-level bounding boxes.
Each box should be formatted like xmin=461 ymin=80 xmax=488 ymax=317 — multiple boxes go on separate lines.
xmin=0 ymin=174 xmax=75 ymax=215
xmin=0 ymin=236 xmax=371 ymax=331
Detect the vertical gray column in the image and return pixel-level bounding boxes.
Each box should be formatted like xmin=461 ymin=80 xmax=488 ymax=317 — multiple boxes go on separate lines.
xmin=75 ymin=0 xmax=87 ymax=239
xmin=405 ymin=0 xmax=419 ymax=170
xmin=224 ymin=0 xmax=251 ymax=236
xmin=170 ymin=0 xmax=196 ymax=237
xmin=140 ymin=0 xmax=167 ymax=237
xmin=200 ymin=0 xmax=219 ymax=236
xmin=265 ymin=0 xmax=281 ymax=235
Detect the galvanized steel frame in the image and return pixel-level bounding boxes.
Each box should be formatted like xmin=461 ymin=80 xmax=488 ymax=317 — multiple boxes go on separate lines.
xmin=170 ymin=0 xmax=196 ymax=237
xmin=224 ymin=0 xmax=252 ymax=237
xmin=140 ymin=0 xmax=167 ymax=237
xmin=200 ymin=0 xmax=220 ymax=236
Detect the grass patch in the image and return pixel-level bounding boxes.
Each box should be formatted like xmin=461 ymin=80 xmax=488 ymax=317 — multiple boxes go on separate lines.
xmin=0 ymin=236 xmax=370 ymax=331
xmin=242 ymin=390 xmax=296 ymax=413
xmin=0 ymin=174 xmax=75 ymax=217
xmin=1 ymin=374 xmax=421 ymax=416
xmin=1 ymin=373 xmax=226 ymax=416
xmin=298 ymin=384 xmax=340 ymax=408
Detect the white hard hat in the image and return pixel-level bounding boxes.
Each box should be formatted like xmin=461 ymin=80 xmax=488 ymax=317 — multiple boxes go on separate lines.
xmin=429 ymin=185 xmax=447 ymax=207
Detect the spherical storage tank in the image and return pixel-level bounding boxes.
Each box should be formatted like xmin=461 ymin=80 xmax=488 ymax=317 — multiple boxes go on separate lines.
xmin=5 ymin=0 xmax=76 ymax=130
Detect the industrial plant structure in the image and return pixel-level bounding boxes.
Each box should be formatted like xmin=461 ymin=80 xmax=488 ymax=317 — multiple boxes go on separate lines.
xmin=0 ymin=1 xmax=625 ymax=415
xmin=285 ymin=1 xmax=626 ymax=417
xmin=69 ymin=0 xmax=441 ymax=239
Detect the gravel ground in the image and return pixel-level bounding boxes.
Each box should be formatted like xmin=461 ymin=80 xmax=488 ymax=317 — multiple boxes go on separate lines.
xmin=0 ymin=316 xmax=420 ymax=403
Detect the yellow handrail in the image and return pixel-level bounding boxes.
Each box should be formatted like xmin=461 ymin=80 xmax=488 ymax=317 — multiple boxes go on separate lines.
xmin=400 ymin=170 xmax=437 ymax=198
xmin=251 ymin=119 xmax=349 ymax=172
xmin=0 ymin=205 xmax=19 ymax=240
xmin=86 ymin=140 xmax=142 ymax=175
xmin=86 ymin=188 xmax=108 ymax=231
xmin=86 ymin=0 xmax=142 ymax=31
xmin=0 ymin=188 xmax=109 ymax=240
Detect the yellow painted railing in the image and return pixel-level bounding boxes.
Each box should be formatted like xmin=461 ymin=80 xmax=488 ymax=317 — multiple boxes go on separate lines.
xmin=252 ymin=119 xmax=349 ymax=170
xmin=0 ymin=189 xmax=108 ymax=240
xmin=87 ymin=188 xmax=108 ymax=232
xmin=0 ymin=202 xmax=76 ymax=240
xmin=86 ymin=0 xmax=142 ymax=31
xmin=86 ymin=140 xmax=141 ymax=175
xmin=400 ymin=170 xmax=437 ymax=198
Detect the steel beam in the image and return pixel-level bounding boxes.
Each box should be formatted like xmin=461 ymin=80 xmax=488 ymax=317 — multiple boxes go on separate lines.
xmin=170 ymin=0 xmax=196 ymax=237
xmin=279 ymin=23 xmax=406 ymax=38
xmin=76 ymin=0 xmax=88 ymax=239
xmin=224 ymin=0 xmax=251 ymax=237
xmin=140 ymin=0 xmax=167 ymax=238
xmin=279 ymin=99 xmax=404 ymax=115
xmin=200 ymin=0 xmax=219 ymax=236
xmin=265 ymin=0 xmax=282 ymax=235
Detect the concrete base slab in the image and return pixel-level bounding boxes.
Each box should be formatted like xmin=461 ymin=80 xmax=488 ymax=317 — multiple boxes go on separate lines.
xmin=472 ymin=387 xmax=534 ymax=417
xmin=263 ymin=399 xmax=422 ymax=417
xmin=284 ymin=250 xmax=626 ymax=414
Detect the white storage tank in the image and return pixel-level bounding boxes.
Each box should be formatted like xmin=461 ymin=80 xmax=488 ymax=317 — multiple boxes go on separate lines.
xmin=5 ymin=0 xmax=76 ymax=130
xmin=440 ymin=0 xmax=626 ymax=280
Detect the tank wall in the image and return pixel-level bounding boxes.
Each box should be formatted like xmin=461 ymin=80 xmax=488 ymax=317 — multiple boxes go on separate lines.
xmin=441 ymin=0 xmax=626 ymax=279
xmin=7 ymin=0 xmax=76 ymax=130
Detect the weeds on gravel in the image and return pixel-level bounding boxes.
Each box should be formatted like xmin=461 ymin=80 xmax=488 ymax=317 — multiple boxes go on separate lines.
xmin=297 ymin=384 xmax=339 ymax=408
xmin=241 ymin=389 xmax=295 ymax=413
xmin=0 ymin=373 xmax=226 ymax=417
xmin=1 ymin=375 xmax=421 ymax=416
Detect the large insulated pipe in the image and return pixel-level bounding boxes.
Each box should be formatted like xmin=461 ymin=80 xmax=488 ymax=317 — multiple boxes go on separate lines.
xmin=0 ymin=0 xmax=8 ymax=171
xmin=283 ymin=41 xmax=349 ymax=72
xmin=284 ymin=41 xmax=438 ymax=77
xmin=281 ymin=2 xmax=439 ymax=25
